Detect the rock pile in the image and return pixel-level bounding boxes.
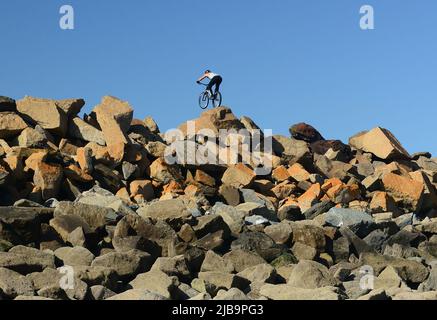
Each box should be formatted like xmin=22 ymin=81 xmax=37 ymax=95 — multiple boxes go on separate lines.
xmin=0 ymin=95 xmax=437 ymax=300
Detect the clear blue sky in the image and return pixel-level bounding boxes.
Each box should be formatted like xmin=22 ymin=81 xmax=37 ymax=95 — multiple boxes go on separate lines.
xmin=1 ymin=0 xmax=436 ymax=155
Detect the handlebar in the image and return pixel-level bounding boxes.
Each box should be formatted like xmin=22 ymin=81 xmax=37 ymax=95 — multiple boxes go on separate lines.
xmin=197 ymin=82 xmax=208 ymax=86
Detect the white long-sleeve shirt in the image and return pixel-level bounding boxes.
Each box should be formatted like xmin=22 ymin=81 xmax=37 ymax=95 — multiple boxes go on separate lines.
xmin=206 ymin=72 xmax=220 ymax=79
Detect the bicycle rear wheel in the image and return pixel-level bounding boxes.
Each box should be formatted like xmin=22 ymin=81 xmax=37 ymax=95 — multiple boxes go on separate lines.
xmin=199 ymin=92 xmax=209 ymax=109
xmin=212 ymin=91 xmax=222 ymax=108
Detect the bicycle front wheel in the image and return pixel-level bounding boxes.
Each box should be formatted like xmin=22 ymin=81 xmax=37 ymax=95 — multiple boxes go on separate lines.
xmin=199 ymin=92 xmax=209 ymax=109
xmin=212 ymin=91 xmax=222 ymax=108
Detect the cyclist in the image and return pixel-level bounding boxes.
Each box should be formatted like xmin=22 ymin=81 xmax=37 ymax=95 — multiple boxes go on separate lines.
xmin=196 ymin=70 xmax=222 ymax=98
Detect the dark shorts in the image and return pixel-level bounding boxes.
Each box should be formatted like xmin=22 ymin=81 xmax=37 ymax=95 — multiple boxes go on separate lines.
xmin=207 ymin=76 xmax=222 ymax=92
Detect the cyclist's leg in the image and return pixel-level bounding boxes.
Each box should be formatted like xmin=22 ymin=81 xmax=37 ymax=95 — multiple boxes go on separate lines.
xmin=215 ymin=77 xmax=222 ymax=94
xmin=206 ymin=80 xmax=214 ymax=96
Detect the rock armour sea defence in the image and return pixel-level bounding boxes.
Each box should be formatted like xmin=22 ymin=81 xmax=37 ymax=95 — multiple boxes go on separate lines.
xmin=0 ymin=94 xmax=436 ymax=300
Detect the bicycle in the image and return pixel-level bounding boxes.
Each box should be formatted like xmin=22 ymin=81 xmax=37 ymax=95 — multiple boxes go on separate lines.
xmin=197 ymin=82 xmax=222 ymax=109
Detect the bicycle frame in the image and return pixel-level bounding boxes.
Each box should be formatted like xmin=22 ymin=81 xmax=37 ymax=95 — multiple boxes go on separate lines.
xmin=198 ymin=82 xmax=213 ymax=98
xmin=198 ymin=82 xmax=222 ymax=108
xmin=198 ymin=82 xmax=218 ymax=96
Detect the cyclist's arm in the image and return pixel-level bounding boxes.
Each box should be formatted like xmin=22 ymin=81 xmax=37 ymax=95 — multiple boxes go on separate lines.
xmin=197 ymin=75 xmax=207 ymax=82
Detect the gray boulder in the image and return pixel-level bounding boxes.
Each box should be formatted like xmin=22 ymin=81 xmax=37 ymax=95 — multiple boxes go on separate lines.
xmin=325 ymin=208 xmax=376 ymax=237
xmin=288 ymin=260 xmax=337 ymax=289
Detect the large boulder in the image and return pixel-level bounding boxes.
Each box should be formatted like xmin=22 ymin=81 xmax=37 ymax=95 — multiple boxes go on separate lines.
xmin=145 ymin=141 xmax=167 ymax=158
xmin=129 ymin=179 xmax=155 ymax=202
xmin=382 ymin=173 xmax=425 ymax=212
xmin=218 ymin=184 xmax=241 ymax=206
xmin=201 ymin=250 xmax=235 ymax=273
xmin=237 ymin=263 xmax=277 ymax=284
xmin=289 ymin=222 xmax=326 ymax=252
xmin=192 ymin=214 xmax=231 ymax=240
xmin=27 ymin=268 xmax=89 ymax=300
xmin=16 ymin=96 xmax=68 ymax=136
xmin=92 ymin=250 xmax=153 ymax=281
xmin=75 ymin=186 xmax=133 ymax=214
xmin=210 ymin=202 xmax=245 ymax=235
xmin=17 ymin=128 xmax=46 ymax=148
xmin=221 ymin=163 xmax=256 ymax=188
xmin=373 ymin=265 xmax=403 ymax=290
xmin=196 ymin=271 xmax=249 ymax=292
xmin=289 ymin=123 xmax=324 ymax=143
xmin=349 ymin=127 xmax=410 ymax=160
xmin=178 ymin=107 xmax=245 ymax=136
xmin=91 ymin=163 xmax=124 ymax=193
xmin=260 ymin=284 xmax=343 ymax=300
xmin=0 ymin=207 xmax=42 ymax=245
xmin=222 ymin=249 xmax=266 ymax=273
xmin=137 ymin=199 xmax=193 ymax=228
xmin=420 ymin=265 xmax=437 ymax=292
xmin=231 ymin=232 xmax=283 ymax=262
xmin=339 ymin=227 xmax=375 ymax=256
xmin=0 ymin=246 xmax=55 ymax=274
xmin=359 ymin=252 xmax=429 ymax=284
xmin=68 ymin=117 xmax=106 ymax=145
xmin=311 ymin=140 xmax=352 ymax=162
xmin=72 ymin=265 xmax=119 ymax=290
xmin=324 ymin=208 xmax=376 ymax=238
xmin=291 ymin=242 xmax=318 ymax=261
xmin=92 ymin=96 xmax=134 ymax=163
xmin=415 ymin=219 xmax=437 ymax=235
xmin=54 ymin=201 xmax=119 ymax=230
xmin=297 ymin=183 xmax=322 ymax=212
xmin=149 ymin=158 xmax=183 ymax=185
xmin=49 ymin=214 xmax=94 ymax=246
xmin=0 ymin=112 xmax=28 ymax=139
xmin=106 ymin=289 xmax=167 ymax=300
xmin=369 ymin=191 xmax=400 ymax=214
xmin=264 ymin=222 xmax=293 ymax=245
xmin=272 ymin=135 xmax=312 ymax=167
xmin=54 ymin=98 xmax=85 ymax=118
xmin=54 ymin=246 xmax=95 ymax=267
xmin=288 ymin=260 xmax=337 ymax=289
xmin=23 ymin=268 xmax=63 ymax=291
xmin=213 ymin=288 xmax=248 ymax=300
xmin=314 ymin=155 xmax=355 ymax=180
xmin=303 ymin=201 xmax=335 ymax=220
xmin=409 ymin=170 xmax=437 ymax=213
xmin=0 ymin=96 xmax=16 ymax=111
xmin=0 ymin=267 xmax=34 ymax=299
xmin=151 ymin=255 xmax=191 ymax=281
xmin=416 ymin=156 xmax=437 ymax=172
xmin=89 ymin=285 xmax=117 ymax=300
xmin=113 ymin=215 xmax=173 ymax=256
xmin=129 ymin=270 xmax=179 ymax=299
xmin=129 ymin=118 xmax=163 ymax=145
xmin=143 ymin=116 xmax=160 ymax=134
xmin=288 ymin=163 xmax=311 ymax=182
xmin=33 ymin=162 xmax=63 ymax=200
